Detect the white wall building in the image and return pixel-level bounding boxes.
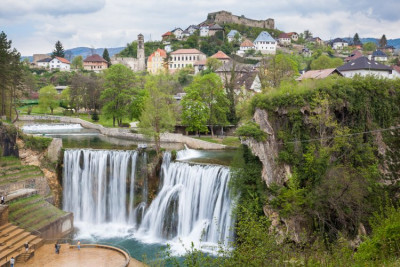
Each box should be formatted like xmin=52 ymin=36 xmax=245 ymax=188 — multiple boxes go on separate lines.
xmin=337 ymin=56 xmax=395 ymax=79
xmin=331 ymin=38 xmax=348 ymax=50
xmin=200 ymin=26 xmax=209 ymax=37
xmin=253 ymin=31 xmax=277 ymax=54
xmin=169 ymin=49 xmax=207 ymax=73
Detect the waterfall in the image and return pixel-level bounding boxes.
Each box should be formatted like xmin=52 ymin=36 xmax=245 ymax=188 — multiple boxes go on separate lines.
xmin=63 ymin=149 xmax=234 ymax=250
xmin=22 ymin=124 xmax=83 ymax=133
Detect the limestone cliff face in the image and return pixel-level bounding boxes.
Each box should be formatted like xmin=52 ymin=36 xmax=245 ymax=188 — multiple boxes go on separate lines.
xmin=243 ymin=108 xmax=291 ymax=186
xmin=17 ymin=139 xmax=63 ymax=207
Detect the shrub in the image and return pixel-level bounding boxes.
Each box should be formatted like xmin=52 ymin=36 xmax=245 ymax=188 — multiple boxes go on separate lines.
xmin=235 ymin=121 xmax=267 ymax=142
xmin=21 ymin=134 xmax=52 ymax=152
xmin=91 ymin=111 xmax=99 ymax=122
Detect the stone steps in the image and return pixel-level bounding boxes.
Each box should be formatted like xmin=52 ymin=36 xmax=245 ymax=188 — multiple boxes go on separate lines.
xmin=0 ymin=223 xmax=42 ymax=266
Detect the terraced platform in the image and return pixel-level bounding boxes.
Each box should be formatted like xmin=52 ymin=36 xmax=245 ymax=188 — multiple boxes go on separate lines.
xmin=0 ymin=222 xmax=43 ymax=266
xmin=8 ymin=194 xmax=68 ymax=232
xmin=0 ymin=156 xmax=43 ymax=185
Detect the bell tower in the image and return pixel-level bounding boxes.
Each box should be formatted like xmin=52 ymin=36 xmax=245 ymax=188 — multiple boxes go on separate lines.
xmin=137 ymin=34 xmax=145 ymax=71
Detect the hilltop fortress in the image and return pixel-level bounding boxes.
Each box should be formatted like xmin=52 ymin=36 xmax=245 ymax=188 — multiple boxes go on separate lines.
xmin=205 ymin=10 xmax=274 ymax=29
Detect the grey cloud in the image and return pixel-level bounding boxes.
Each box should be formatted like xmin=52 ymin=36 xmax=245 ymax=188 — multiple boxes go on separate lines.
xmin=0 ymin=0 xmax=106 ymax=18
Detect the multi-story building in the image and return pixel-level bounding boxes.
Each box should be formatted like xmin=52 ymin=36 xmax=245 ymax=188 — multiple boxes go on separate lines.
xmin=253 ymin=31 xmax=277 ymax=54
xmin=147 ymin=48 xmax=167 ymax=74
xmin=37 ymin=56 xmax=70 ymax=71
xmin=83 ymin=54 xmax=108 ymax=72
xmin=169 ymin=49 xmax=206 ymax=73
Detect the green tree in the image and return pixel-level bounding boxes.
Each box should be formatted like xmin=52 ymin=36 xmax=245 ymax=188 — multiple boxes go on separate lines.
xmin=353 ymin=33 xmax=361 ymax=46
xmin=102 ymin=48 xmax=111 ymax=67
xmin=139 ymin=75 xmax=176 ymax=154
xmin=205 ymin=57 xmax=223 ymax=73
xmin=0 ymin=31 xmax=23 ymax=120
xmin=259 ymin=54 xmax=299 ymax=88
xmin=52 ymin=40 xmax=65 ymax=58
xmin=184 ymin=73 xmax=229 ymax=136
xmin=363 ymin=42 xmax=377 ymax=52
xmin=39 ymin=85 xmax=58 ymax=114
xmin=379 ymin=34 xmax=387 ymax=48
xmin=71 ymin=56 xmax=83 ymax=70
xmin=181 ymin=88 xmax=209 ymax=135
xmin=310 ymin=54 xmax=343 ymax=70
xmin=59 ymin=87 xmax=70 ymax=109
xmin=101 ymin=64 xmax=135 ymax=126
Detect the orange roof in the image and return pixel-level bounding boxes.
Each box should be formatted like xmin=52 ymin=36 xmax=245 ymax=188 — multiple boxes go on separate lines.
xmin=55 ymin=56 xmax=70 ymax=64
xmin=211 ymin=50 xmax=230 ymax=60
xmin=83 ymin=54 xmax=107 ymax=63
xmin=240 ymin=39 xmax=254 ymax=47
xmin=162 ymin=31 xmax=172 ymax=37
xmin=148 ymin=48 xmax=167 ymax=62
xmin=287 ymin=32 xmax=298 ymax=36
xmin=170 ymin=49 xmax=204 ymax=55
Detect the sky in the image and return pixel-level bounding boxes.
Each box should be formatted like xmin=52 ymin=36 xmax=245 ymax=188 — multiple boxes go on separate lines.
xmin=1 ymin=0 xmax=400 ymax=56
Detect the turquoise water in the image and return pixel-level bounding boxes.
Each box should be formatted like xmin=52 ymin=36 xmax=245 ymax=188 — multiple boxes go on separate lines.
xmin=21 ymin=122 xmax=236 ymax=263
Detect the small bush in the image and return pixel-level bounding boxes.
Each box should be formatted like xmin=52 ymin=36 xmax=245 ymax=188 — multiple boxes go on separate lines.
xmin=120 ymin=122 xmax=130 ymax=128
xmin=235 ymin=121 xmax=267 ymax=142
xmin=91 ymin=111 xmax=99 ymax=122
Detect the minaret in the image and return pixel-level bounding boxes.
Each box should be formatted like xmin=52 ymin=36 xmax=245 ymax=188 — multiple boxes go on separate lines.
xmin=137 ymin=34 xmax=145 ymax=71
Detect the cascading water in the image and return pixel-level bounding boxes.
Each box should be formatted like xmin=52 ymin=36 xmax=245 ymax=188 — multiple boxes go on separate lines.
xmin=22 ymin=124 xmax=83 ymax=133
xmin=63 ymin=148 xmax=234 ymax=253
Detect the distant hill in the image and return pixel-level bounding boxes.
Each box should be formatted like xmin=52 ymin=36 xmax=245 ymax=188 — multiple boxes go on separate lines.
xmin=22 ymin=46 xmax=125 ymax=62
xmin=342 ymin=38 xmax=400 ymax=49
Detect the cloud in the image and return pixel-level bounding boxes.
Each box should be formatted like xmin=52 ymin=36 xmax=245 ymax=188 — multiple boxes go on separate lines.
xmin=0 ymin=0 xmax=106 ymax=18
xmin=1 ymin=0 xmax=400 ymax=55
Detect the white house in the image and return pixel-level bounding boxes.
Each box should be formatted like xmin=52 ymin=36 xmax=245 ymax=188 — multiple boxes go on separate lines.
xmin=331 ymin=38 xmax=348 ymax=50
xmin=371 ymin=49 xmax=388 ymax=62
xmin=337 ymin=56 xmax=394 ymax=79
xmin=37 ymin=56 xmax=70 ymax=71
xmin=169 ymin=49 xmax=207 ymax=73
xmin=36 ymin=57 xmax=52 ymax=68
xmin=200 ymin=25 xmax=209 ymax=37
xmin=278 ymin=33 xmax=291 ymax=46
xmin=172 ymin=28 xmax=183 ymax=40
xmin=287 ymin=32 xmax=299 ymax=42
xmin=186 ymin=25 xmax=199 ymax=35
xmin=253 ymin=31 xmax=277 ymax=54
xmin=227 ymin=30 xmax=240 ymax=42
xmin=237 ymin=39 xmax=255 ymax=56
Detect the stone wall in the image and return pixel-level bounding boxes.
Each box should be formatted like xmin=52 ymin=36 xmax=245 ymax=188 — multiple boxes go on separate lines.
xmin=38 ymin=213 xmax=73 ymax=239
xmin=0 ymin=177 xmax=50 ymax=197
xmin=47 ymin=138 xmax=62 ymax=162
xmin=208 ymin=10 xmax=274 ymax=29
xmin=19 ymin=115 xmax=227 ymax=150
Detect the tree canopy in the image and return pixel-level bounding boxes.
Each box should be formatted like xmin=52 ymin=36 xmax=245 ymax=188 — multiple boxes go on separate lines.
xmin=39 ymin=85 xmax=58 ymax=114
xmin=52 ymin=40 xmax=65 ymax=58
xmin=102 ymin=48 xmax=111 ymax=66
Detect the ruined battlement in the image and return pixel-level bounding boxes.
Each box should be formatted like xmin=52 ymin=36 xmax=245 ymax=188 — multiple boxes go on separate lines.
xmin=206 ymin=10 xmax=274 ymax=29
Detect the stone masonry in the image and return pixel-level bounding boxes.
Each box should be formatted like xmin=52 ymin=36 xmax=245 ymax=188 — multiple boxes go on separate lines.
xmin=206 ymin=10 xmax=274 ymax=29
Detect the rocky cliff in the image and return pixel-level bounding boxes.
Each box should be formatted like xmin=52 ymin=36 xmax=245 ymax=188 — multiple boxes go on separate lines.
xmin=0 ymin=123 xmax=19 ymax=157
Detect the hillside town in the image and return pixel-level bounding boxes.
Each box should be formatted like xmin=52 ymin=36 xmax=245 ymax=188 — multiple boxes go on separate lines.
xmin=3 ymin=7 xmax=400 ymax=267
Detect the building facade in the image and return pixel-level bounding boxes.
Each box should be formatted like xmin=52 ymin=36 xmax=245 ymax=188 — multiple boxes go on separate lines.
xmin=147 ymin=48 xmax=167 ymax=74
xmin=254 ymin=31 xmax=277 ymax=54
xmin=169 ymin=49 xmax=206 ymax=73
xmin=83 ymin=54 xmax=108 ymax=72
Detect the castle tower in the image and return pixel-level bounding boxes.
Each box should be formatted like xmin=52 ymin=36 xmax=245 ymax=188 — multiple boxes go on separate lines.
xmin=137 ymin=34 xmax=145 ymax=71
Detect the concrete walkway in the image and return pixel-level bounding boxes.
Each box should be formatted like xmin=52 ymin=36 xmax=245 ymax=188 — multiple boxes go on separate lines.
xmin=19 ymin=244 xmax=146 ymax=267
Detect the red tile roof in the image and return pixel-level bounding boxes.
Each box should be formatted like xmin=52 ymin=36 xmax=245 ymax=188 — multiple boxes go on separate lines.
xmin=55 ymin=56 xmax=70 ymax=64
xmin=211 ymin=50 xmax=230 ymax=60
xmin=287 ymin=32 xmax=298 ymax=36
xmin=162 ymin=31 xmax=172 ymax=37
xmin=148 ymin=48 xmax=167 ymax=62
xmin=170 ymin=49 xmax=204 ymax=55
xmin=344 ymin=50 xmax=363 ymax=62
xmin=393 ymin=65 xmax=400 ymax=74
xmin=278 ymin=33 xmax=290 ymax=39
xmin=240 ymin=39 xmax=255 ymax=47
xmin=83 ymin=54 xmax=107 ymax=63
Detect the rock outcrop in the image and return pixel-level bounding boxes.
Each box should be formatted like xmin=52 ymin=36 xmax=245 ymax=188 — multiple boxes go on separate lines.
xmin=0 ymin=123 xmax=19 ymax=157
xmin=242 ymin=108 xmax=291 ymax=186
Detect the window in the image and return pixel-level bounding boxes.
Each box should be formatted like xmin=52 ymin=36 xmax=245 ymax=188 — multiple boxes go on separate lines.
xmin=174 ymin=64 xmax=176 ymax=68
xmin=170 ymin=64 xmax=172 ymax=68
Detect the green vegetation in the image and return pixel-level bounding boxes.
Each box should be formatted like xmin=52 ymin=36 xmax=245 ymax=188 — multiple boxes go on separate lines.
xmin=9 ymin=194 xmax=67 ymax=231
xmin=38 ymin=85 xmax=59 ymax=114
xmin=235 ymin=121 xmax=266 ymax=142
xmin=310 ymin=54 xmax=343 ymax=70
xmin=52 ymin=40 xmax=65 ymax=58
xmin=20 ymin=134 xmax=52 ymax=152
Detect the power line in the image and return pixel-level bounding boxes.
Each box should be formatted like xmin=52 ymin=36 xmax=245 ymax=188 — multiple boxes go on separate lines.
xmin=277 ymin=125 xmax=400 ymax=144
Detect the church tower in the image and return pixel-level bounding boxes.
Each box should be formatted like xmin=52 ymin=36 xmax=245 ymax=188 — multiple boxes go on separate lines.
xmin=137 ymin=34 xmax=145 ymax=71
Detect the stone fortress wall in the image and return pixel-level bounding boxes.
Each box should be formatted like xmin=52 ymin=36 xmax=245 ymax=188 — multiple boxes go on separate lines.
xmin=207 ymin=10 xmax=274 ymax=29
